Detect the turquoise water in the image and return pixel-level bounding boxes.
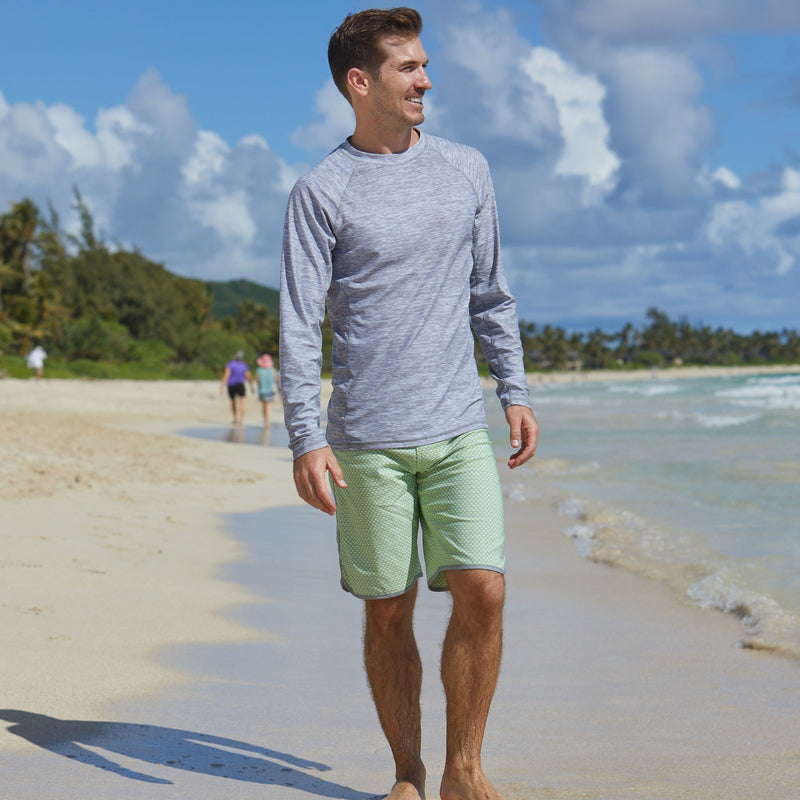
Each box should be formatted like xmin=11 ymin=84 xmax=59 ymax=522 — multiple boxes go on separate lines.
xmin=487 ymin=371 xmax=800 ymax=657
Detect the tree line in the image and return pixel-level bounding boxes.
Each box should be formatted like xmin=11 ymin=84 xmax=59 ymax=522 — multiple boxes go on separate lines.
xmin=1 ymin=194 xmax=797 ymax=378
xmin=0 ymin=193 xmax=284 ymax=378
xmin=515 ymin=307 xmax=800 ymax=371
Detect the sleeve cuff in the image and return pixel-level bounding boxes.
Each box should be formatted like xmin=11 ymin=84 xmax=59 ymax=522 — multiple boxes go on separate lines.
xmin=290 ymin=432 xmax=330 ymax=460
xmin=499 ymin=390 xmax=532 ymax=411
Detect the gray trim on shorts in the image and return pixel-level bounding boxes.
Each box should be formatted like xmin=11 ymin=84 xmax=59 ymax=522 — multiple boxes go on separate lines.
xmin=427 ymin=564 xmax=506 ymax=593
xmin=339 ymin=565 xmax=506 ymax=599
xmin=340 ymin=573 xmax=424 ymax=600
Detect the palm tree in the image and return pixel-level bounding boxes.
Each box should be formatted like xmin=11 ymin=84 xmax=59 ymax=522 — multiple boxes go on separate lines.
xmin=0 ymin=199 xmax=40 ymax=294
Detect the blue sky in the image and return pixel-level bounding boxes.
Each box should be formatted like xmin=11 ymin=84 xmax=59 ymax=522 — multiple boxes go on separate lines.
xmin=2 ymin=0 xmax=800 ymax=331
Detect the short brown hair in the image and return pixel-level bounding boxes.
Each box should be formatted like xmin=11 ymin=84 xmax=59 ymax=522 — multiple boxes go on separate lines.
xmin=328 ymin=7 xmax=423 ymax=100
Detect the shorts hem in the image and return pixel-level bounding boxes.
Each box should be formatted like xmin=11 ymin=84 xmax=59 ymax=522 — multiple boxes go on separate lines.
xmin=340 ymin=573 xmax=423 ymax=600
xmin=427 ymin=564 xmax=505 ymax=592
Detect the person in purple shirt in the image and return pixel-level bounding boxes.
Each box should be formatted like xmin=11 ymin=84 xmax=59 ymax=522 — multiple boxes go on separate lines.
xmin=219 ymin=350 xmax=254 ymax=425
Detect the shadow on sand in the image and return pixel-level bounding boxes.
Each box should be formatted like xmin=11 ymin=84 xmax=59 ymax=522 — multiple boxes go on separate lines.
xmin=0 ymin=710 xmax=378 ymax=798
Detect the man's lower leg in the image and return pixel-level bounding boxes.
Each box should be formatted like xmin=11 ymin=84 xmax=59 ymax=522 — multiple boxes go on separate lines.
xmin=440 ymin=570 xmax=505 ymax=800
xmin=364 ymin=583 xmax=426 ymax=799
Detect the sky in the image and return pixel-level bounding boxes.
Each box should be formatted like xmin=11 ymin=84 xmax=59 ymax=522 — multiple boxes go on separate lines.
xmin=2 ymin=0 xmax=800 ymax=332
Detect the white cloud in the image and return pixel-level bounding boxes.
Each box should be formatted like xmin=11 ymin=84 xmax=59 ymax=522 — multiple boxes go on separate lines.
xmin=190 ymin=190 xmax=257 ymax=243
xmin=710 ymin=166 xmax=741 ymax=190
xmin=290 ymin=80 xmax=354 ymax=153
xmin=437 ymin=8 xmax=560 ymax=151
xmin=95 ymin=105 xmax=152 ymax=171
xmin=182 ymin=130 xmax=229 ymax=185
xmin=541 ymin=0 xmax=800 ymax=42
xmin=522 ymin=47 xmax=619 ymax=200
xmin=597 ymin=46 xmax=714 ymax=202
xmin=707 ymin=167 xmax=800 ymax=276
xmin=0 ymin=71 xmax=296 ymax=287
xmin=0 ymin=100 xmax=71 ymax=184
xmin=420 ymin=0 xmax=800 ymax=328
xmin=45 ymin=104 xmax=103 ymax=169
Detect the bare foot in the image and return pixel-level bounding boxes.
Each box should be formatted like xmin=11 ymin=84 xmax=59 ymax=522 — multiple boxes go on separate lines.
xmin=386 ymin=778 xmax=426 ymax=800
xmin=440 ymin=768 xmax=503 ymax=800
xmin=386 ymin=761 xmax=426 ymax=800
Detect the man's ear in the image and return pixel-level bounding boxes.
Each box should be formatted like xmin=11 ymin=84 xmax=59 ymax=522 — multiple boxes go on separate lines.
xmin=346 ymin=67 xmax=371 ymax=99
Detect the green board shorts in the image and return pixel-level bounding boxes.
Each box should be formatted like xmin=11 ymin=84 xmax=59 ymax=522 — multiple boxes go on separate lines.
xmin=331 ymin=429 xmax=504 ymax=599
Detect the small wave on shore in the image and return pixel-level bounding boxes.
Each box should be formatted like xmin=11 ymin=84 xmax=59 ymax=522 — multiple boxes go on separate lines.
xmin=492 ymin=371 xmax=800 ymax=659
xmin=551 ymin=493 xmax=800 ymax=658
xmin=608 ymin=382 xmax=683 ymax=397
xmin=716 ymin=374 xmax=800 ymax=410
xmin=656 ymin=410 xmax=762 ymax=428
xmin=687 ymin=570 xmax=800 ymax=653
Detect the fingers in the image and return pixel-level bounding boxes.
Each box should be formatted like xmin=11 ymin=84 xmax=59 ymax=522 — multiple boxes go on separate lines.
xmin=294 ymin=465 xmax=336 ymax=515
xmin=292 ymin=448 xmax=345 ymax=516
xmin=328 ymin=457 xmax=347 ymax=489
xmin=508 ymin=428 xmax=538 ymax=468
xmin=505 ymin=405 xmax=539 ymax=469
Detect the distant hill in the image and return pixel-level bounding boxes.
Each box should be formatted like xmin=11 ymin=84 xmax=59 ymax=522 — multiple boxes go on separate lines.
xmin=205 ymin=279 xmax=279 ymax=318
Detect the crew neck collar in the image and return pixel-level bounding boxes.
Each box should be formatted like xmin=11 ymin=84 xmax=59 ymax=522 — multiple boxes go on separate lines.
xmin=343 ymin=130 xmax=427 ymax=162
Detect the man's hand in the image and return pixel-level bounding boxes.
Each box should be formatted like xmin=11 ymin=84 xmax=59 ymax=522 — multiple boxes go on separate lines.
xmin=505 ymin=405 xmax=539 ymax=469
xmin=292 ymin=446 xmax=347 ymax=515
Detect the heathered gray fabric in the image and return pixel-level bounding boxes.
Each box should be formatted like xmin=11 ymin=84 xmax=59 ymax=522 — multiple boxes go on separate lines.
xmin=279 ymin=132 xmax=531 ymax=459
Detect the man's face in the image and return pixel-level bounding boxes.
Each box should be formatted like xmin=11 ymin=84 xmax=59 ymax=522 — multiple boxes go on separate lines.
xmin=369 ymin=35 xmax=432 ymax=131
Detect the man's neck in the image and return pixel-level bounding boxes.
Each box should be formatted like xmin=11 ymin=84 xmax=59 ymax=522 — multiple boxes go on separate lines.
xmin=348 ymin=126 xmax=420 ymax=155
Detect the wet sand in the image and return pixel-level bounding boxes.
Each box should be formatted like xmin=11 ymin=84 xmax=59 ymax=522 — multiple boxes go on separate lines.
xmin=1 ymin=376 xmax=798 ymax=799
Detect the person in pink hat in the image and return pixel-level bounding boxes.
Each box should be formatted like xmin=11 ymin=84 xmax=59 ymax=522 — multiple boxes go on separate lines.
xmin=256 ymin=353 xmax=279 ymax=428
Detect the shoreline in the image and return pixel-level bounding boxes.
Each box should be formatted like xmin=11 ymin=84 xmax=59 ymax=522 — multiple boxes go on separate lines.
xmin=0 ymin=379 xmax=295 ymax=744
xmin=1 ymin=377 xmax=799 ymax=798
xmin=527 ymin=362 xmax=800 ymax=385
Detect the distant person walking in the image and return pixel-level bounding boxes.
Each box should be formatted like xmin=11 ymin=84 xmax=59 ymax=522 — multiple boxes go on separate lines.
xmin=26 ymin=344 xmax=47 ymax=380
xmin=256 ymin=353 xmax=279 ymax=428
xmin=220 ymin=351 xmax=253 ymax=425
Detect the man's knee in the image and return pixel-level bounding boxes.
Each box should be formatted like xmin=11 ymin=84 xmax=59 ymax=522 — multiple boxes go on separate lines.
xmin=448 ymin=569 xmax=505 ymax=624
xmin=365 ymin=585 xmax=417 ymax=637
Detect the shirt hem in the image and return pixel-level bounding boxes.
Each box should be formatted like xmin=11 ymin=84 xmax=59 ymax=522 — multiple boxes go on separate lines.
xmin=327 ymin=422 xmax=489 ymax=452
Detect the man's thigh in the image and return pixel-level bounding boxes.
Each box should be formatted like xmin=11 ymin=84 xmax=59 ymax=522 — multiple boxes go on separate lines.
xmin=416 ymin=430 xmax=505 ymax=591
xmin=332 ymin=448 xmax=422 ymax=599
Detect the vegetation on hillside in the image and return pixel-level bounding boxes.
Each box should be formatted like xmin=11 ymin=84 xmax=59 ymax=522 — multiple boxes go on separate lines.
xmin=0 ymin=193 xmax=282 ymax=378
xmin=1 ymin=193 xmax=797 ymax=379
xmin=205 ymin=279 xmax=279 ymax=318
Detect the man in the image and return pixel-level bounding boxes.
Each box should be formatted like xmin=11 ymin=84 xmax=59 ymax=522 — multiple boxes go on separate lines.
xmin=279 ymin=8 xmax=538 ymax=800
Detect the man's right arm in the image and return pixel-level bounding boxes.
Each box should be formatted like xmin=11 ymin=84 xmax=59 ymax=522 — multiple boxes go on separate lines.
xmin=280 ymin=179 xmax=350 ymax=514
xmin=279 ymin=179 xmax=335 ymax=462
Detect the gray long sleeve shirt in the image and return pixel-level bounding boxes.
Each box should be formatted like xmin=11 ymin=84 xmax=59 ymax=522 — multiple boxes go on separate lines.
xmin=279 ymin=132 xmax=531 ymax=459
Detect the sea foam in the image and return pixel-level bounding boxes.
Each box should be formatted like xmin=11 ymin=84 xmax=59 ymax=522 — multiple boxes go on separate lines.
xmin=608 ymin=382 xmax=682 ymax=397
xmin=716 ymin=376 xmax=800 ymax=410
xmin=688 ymin=570 xmax=800 ymax=654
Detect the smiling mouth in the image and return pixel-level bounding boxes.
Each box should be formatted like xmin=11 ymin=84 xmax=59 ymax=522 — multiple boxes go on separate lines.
xmin=407 ymin=97 xmax=424 ymax=105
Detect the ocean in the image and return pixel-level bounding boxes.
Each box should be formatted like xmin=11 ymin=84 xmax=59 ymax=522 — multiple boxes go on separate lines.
xmin=487 ymin=369 xmax=800 ymax=658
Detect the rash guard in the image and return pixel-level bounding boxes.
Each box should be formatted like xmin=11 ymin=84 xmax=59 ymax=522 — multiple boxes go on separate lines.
xmin=279 ymin=131 xmax=531 ymax=460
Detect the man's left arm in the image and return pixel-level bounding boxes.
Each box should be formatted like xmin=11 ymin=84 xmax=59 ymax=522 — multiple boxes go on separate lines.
xmin=469 ymin=157 xmax=538 ymax=468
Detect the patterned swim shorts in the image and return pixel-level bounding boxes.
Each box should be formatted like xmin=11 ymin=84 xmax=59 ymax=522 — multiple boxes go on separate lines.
xmin=332 ymin=429 xmax=504 ymax=599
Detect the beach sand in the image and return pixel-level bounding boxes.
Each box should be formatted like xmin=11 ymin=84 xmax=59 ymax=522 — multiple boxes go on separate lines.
xmin=1 ymin=375 xmax=798 ymax=799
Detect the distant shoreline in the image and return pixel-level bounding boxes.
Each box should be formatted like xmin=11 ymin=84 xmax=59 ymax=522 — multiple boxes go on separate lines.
xmin=520 ymin=362 xmax=800 ymax=386
xmin=4 ymin=361 xmax=799 ymax=384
